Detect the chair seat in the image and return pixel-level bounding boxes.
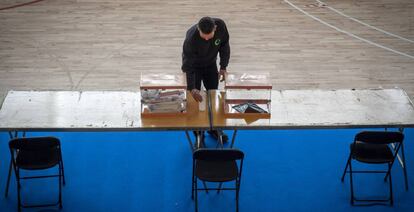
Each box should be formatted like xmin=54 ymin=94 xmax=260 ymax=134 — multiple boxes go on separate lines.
xmin=16 ymin=149 xmax=60 ymax=170
xmin=351 ymin=141 xmax=394 ymax=164
xmin=196 ymin=160 xmax=238 ymax=182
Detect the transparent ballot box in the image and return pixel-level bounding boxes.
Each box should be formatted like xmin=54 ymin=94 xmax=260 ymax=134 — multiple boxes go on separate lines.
xmin=140 ymin=73 xmax=187 ymax=117
xmin=224 ymin=72 xmax=272 ymax=118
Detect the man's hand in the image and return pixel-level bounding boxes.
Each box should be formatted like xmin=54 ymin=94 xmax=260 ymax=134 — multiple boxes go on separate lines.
xmin=219 ymin=69 xmax=227 ymax=82
xmin=191 ymin=89 xmax=203 ymax=102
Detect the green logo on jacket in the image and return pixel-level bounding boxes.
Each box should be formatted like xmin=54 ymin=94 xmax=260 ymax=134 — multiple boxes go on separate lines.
xmin=214 ymin=39 xmax=221 ymax=46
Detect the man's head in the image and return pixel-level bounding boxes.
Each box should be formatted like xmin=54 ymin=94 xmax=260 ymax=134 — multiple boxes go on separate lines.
xmin=197 ymin=17 xmax=216 ymax=41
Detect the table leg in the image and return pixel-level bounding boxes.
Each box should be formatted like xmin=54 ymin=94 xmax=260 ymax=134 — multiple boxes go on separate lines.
xmin=230 ymin=130 xmax=238 ymax=148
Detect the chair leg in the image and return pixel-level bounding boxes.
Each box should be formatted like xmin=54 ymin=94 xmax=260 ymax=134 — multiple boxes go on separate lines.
xmin=59 ymin=164 xmax=63 ymax=209
xmin=384 ymin=142 xmax=409 ymax=190
xmin=388 ymin=163 xmax=394 ymax=206
xmin=5 ymin=158 xmax=12 ymax=197
xmin=17 ymin=174 xmax=22 ymax=212
xmin=191 ymin=175 xmax=195 ymax=200
xmin=202 ymin=181 xmax=209 ymax=194
xmin=397 ymin=128 xmax=409 ymax=190
xmin=236 ymin=180 xmax=240 ymax=212
xmin=217 ymin=182 xmax=223 ymax=194
xmin=6 ymin=131 xmax=17 ymax=198
xmin=60 ymin=160 xmax=66 ymax=186
xmin=341 ymin=154 xmax=351 ymax=182
xmin=195 ymin=179 xmax=198 ymax=212
xmin=400 ymin=143 xmax=409 ymax=191
xmin=348 ymin=160 xmax=355 ymax=205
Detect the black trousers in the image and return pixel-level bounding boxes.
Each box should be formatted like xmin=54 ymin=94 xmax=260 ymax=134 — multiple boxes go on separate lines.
xmin=188 ymin=64 xmax=225 ymax=143
xmin=192 ymin=64 xmax=219 ymax=90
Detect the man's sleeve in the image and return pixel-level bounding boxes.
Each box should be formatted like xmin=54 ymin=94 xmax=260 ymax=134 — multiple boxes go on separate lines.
xmin=219 ymin=23 xmax=230 ymax=70
xmin=185 ymin=71 xmax=196 ymax=91
xmin=182 ymin=38 xmax=196 ymax=90
xmin=182 ymin=38 xmax=192 ymax=72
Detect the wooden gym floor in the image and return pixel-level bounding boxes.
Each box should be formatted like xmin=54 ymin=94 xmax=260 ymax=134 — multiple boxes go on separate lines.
xmin=0 ymin=0 xmax=413 ymax=101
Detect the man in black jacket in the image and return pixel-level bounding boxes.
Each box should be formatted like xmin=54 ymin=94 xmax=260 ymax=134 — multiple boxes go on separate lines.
xmin=182 ymin=16 xmax=230 ymax=143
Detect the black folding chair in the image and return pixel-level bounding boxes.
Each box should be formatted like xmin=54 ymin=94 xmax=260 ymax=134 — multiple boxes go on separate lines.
xmin=341 ymin=131 xmax=404 ymax=205
xmin=8 ymin=136 xmax=66 ymax=212
xmin=192 ymin=148 xmax=244 ymax=212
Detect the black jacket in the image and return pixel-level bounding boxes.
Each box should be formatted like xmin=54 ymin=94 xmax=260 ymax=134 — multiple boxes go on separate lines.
xmin=181 ymin=18 xmax=230 ymax=79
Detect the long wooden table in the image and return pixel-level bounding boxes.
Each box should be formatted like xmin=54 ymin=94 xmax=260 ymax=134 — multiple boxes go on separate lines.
xmin=209 ymin=88 xmax=414 ymax=191
xmin=4 ymin=89 xmax=412 ymax=131
xmin=211 ymin=88 xmax=414 ymax=129
xmin=1 ymin=88 xmax=414 ymax=191
xmin=0 ymin=91 xmax=209 ymax=131
xmin=0 ymin=90 xmax=210 ymax=196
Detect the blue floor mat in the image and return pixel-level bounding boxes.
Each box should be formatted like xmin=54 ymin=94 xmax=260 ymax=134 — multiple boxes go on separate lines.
xmin=0 ymin=129 xmax=412 ymax=211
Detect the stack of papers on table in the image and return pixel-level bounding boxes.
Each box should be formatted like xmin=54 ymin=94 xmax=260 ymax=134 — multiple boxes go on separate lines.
xmin=141 ymin=90 xmax=186 ymax=113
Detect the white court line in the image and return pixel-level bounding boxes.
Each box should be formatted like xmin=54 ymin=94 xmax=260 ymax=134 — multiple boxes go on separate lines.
xmin=316 ymin=0 xmax=414 ymax=43
xmin=283 ymin=0 xmax=414 ymax=59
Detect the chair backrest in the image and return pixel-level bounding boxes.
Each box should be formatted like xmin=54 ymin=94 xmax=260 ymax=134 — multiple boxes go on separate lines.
xmin=355 ymin=131 xmax=404 ymax=145
xmin=193 ymin=148 xmax=244 ymax=162
xmin=9 ymin=136 xmax=61 ymax=151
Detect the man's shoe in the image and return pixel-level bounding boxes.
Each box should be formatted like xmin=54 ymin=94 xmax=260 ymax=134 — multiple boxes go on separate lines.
xmin=221 ymin=132 xmax=229 ymax=143
xmin=207 ymin=130 xmax=218 ymax=140
xmin=193 ymin=131 xmax=204 ymax=137
xmin=207 ymin=130 xmax=228 ymax=143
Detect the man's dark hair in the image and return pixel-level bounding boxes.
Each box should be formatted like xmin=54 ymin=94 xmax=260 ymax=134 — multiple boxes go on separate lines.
xmin=198 ymin=17 xmax=215 ymax=34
